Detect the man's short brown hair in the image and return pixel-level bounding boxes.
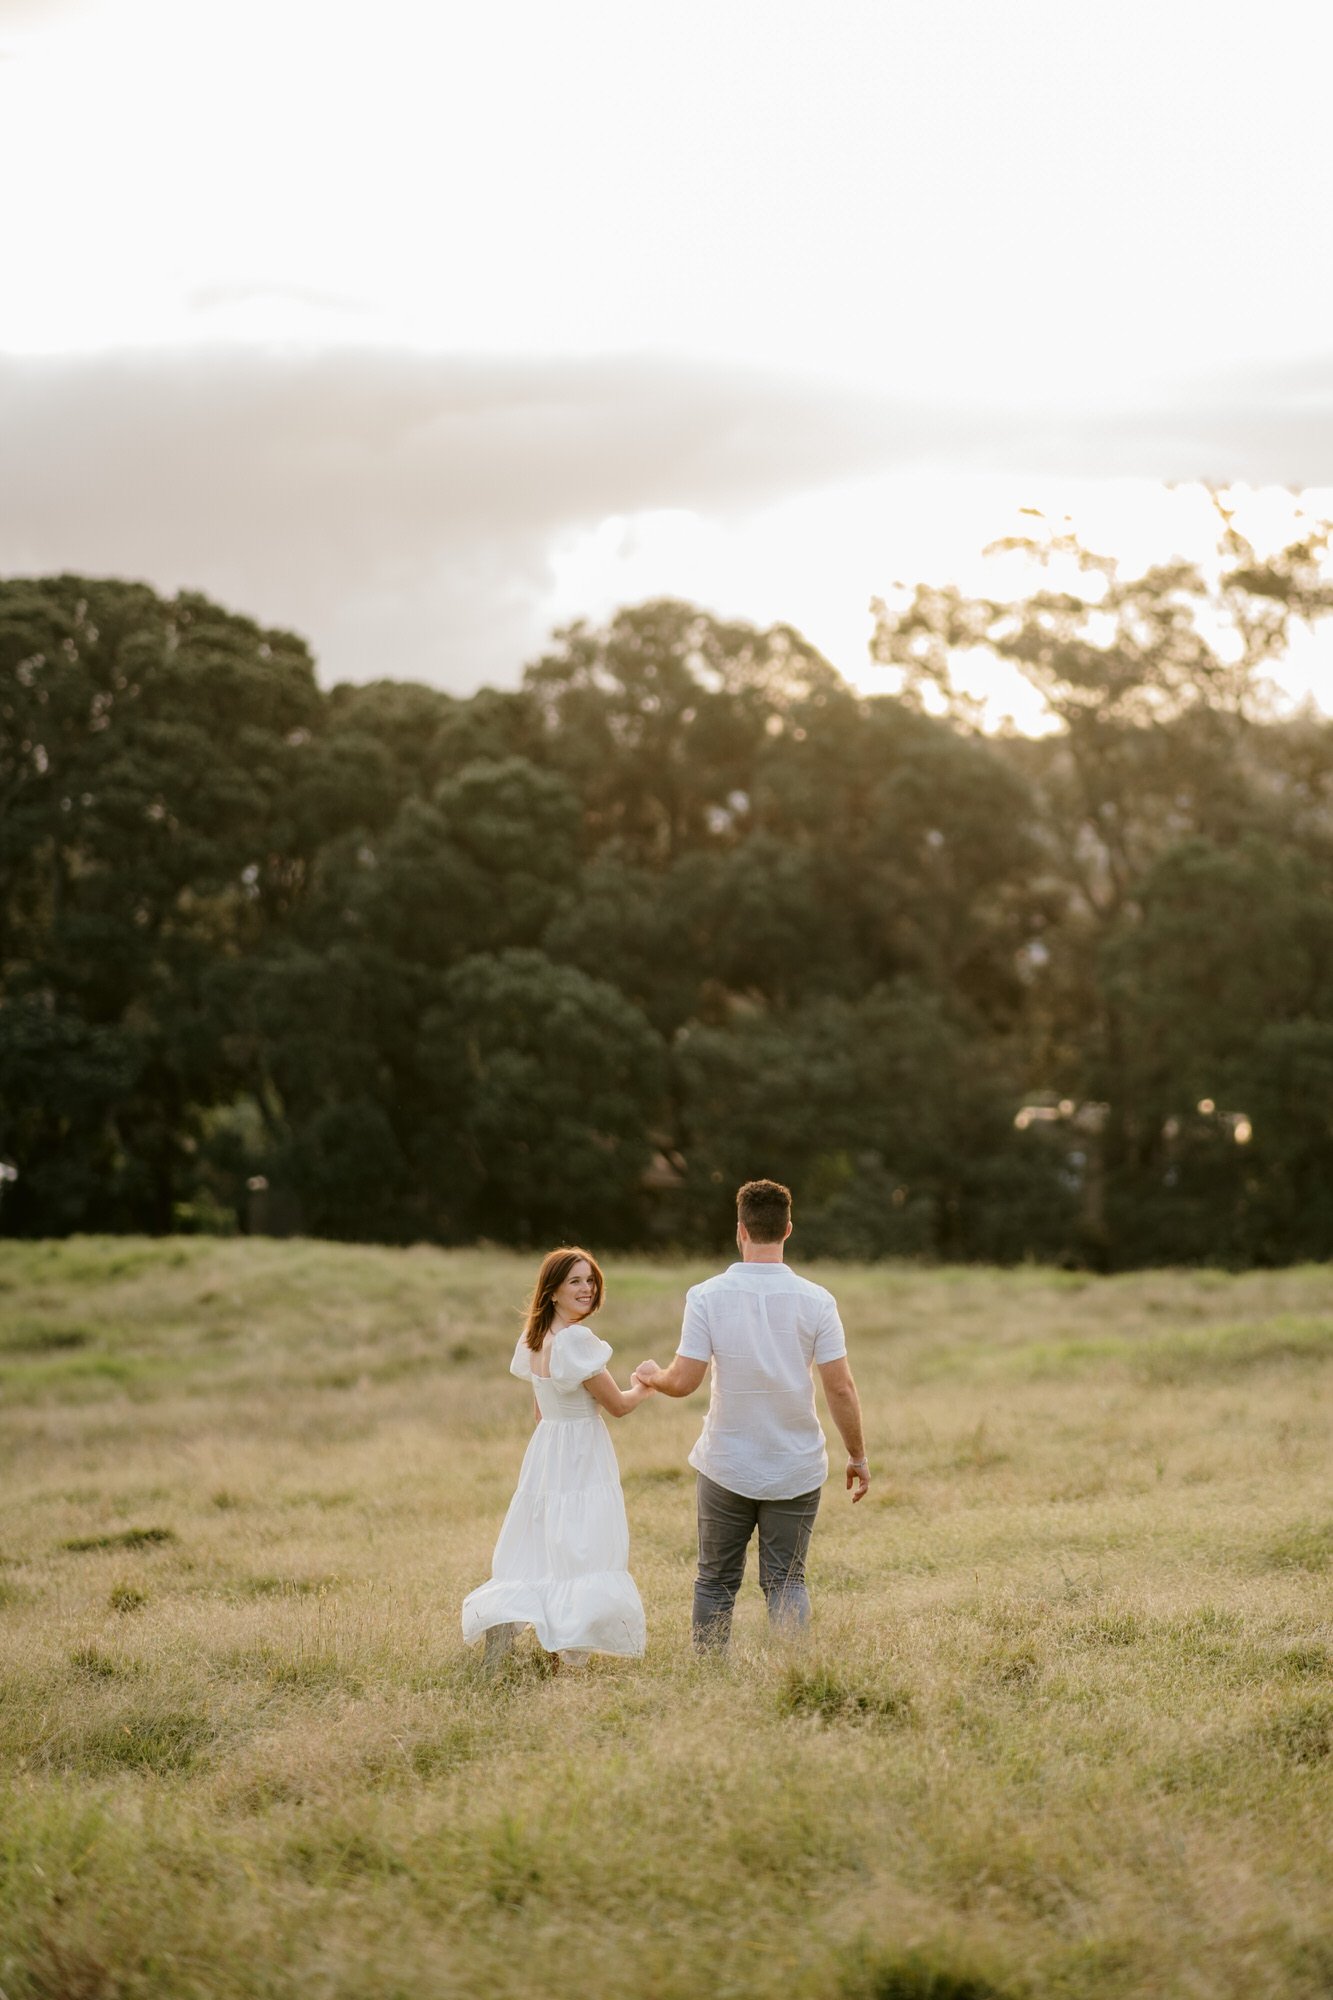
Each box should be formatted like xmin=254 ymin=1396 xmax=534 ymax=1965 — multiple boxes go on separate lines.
xmin=736 ymin=1178 xmax=792 ymax=1243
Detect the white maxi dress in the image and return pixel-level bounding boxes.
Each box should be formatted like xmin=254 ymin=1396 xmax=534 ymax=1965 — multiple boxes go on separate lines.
xmin=461 ymin=1325 xmax=646 ymax=1659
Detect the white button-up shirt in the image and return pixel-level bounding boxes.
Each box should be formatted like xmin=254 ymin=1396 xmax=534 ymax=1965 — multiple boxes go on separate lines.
xmin=676 ymin=1262 xmax=847 ymax=1500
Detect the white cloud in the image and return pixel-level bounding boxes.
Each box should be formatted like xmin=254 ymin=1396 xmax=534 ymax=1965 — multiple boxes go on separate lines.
xmin=0 ymin=346 xmax=922 ymax=686
xmin=3 ymin=345 xmax=1332 ymax=711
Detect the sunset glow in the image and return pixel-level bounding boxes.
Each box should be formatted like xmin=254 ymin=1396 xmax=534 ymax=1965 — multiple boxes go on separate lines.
xmin=3 ymin=0 xmax=1331 ymax=713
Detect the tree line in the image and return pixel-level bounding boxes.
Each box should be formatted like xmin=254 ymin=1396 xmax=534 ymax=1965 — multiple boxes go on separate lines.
xmin=2 ymin=513 xmax=1332 ymax=1264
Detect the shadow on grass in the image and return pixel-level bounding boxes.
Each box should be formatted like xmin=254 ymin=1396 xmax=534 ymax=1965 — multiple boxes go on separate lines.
xmin=60 ymin=1526 xmax=177 ymax=1554
xmin=1260 ymin=1699 xmax=1333 ymax=1767
xmin=842 ymin=1945 xmax=1017 ymax=2000
xmin=21 ymin=1929 xmax=117 ymax=2000
xmin=777 ymin=1662 xmax=915 ymax=1727
xmin=1 ymin=1321 xmax=95 ymax=1353
xmin=232 ymin=1574 xmax=341 ymax=1598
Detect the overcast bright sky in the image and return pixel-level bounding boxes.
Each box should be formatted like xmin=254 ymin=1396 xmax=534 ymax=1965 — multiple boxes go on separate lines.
xmin=3 ymin=0 xmax=1332 ymax=726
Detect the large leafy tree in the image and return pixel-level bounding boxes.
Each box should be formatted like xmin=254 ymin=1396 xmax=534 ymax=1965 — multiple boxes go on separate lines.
xmin=0 ymin=577 xmax=320 ymax=1231
xmin=1101 ymin=835 xmax=1333 ymax=1261
xmin=4 ymin=555 xmax=1330 ymax=1266
xmin=675 ymin=983 xmax=1070 ymax=1261
xmin=418 ymin=949 xmax=668 ymax=1245
xmin=752 ymin=691 xmax=1048 ymax=1021
xmin=871 ymin=508 xmax=1333 ymax=1262
xmin=871 ymin=508 xmax=1333 ymax=922
xmin=524 ymin=599 xmax=842 ymax=863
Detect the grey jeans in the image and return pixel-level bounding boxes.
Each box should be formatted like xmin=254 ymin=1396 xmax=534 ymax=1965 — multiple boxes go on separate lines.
xmin=693 ymin=1471 xmax=822 ymax=1650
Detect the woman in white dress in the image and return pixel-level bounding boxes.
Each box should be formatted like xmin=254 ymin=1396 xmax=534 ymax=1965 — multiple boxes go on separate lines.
xmin=462 ymin=1247 xmax=653 ymax=1668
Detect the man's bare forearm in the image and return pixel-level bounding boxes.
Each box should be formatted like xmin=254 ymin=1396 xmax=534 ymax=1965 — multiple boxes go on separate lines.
xmin=825 ymin=1385 xmax=865 ymax=1461
xmin=652 ymin=1357 xmax=700 ymax=1397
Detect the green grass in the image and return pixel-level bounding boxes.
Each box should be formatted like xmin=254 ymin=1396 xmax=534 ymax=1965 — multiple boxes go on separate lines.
xmin=1 ymin=1238 xmax=1331 ymax=1998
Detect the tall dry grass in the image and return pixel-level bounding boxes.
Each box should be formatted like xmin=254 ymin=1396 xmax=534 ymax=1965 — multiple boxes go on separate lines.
xmin=1 ymin=1238 xmax=1331 ymax=1999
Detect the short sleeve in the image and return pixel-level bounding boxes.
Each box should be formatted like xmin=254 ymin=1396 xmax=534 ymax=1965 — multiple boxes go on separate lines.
xmin=548 ymin=1324 xmax=613 ymax=1386
xmin=676 ymin=1285 xmax=712 ymax=1362
xmin=509 ymin=1336 xmax=533 ymax=1380
xmin=813 ymin=1293 xmax=847 ymax=1364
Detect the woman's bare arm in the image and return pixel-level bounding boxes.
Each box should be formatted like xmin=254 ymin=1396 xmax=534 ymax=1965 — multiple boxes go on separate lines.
xmin=583 ymin=1369 xmax=655 ymax=1418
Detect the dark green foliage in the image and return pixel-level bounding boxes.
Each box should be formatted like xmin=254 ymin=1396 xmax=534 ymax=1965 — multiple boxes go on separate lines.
xmin=0 ymin=576 xmax=321 ymax=1234
xmin=543 ymin=853 xmax=702 ymax=1033
xmin=281 ymin=1097 xmax=412 ymax=1242
xmin=675 ymin=984 xmax=1072 ymax=1259
xmin=1099 ymin=836 xmax=1333 ymax=1262
xmin=4 ymin=547 xmax=1333 ymax=1263
xmin=420 ymin=949 xmax=667 ymax=1244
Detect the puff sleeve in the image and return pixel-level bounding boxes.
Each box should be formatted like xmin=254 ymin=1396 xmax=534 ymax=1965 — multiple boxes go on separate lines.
xmin=509 ymin=1336 xmax=533 ymax=1381
xmin=548 ymin=1324 xmax=613 ymax=1387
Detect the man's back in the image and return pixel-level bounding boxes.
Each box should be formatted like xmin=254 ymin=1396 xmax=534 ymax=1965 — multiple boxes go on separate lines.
xmin=677 ymin=1262 xmax=846 ymax=1500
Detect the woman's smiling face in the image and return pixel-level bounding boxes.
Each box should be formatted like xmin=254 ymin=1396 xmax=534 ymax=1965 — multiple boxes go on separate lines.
xmin=553 ymin=1258 xmax=596 ymax=1324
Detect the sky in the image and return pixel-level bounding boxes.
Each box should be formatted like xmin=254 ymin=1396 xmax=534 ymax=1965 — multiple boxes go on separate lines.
xmin=3 ymin=0 xmax=1332 ymax=729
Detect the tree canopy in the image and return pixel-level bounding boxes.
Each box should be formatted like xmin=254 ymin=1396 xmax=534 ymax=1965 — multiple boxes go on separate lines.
xmin=3 ymin=530 xmax=1331 ymax=1265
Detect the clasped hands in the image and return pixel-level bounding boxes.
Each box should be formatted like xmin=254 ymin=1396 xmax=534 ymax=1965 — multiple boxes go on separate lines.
xmin=631 ymin=1359 xmax=663 ymax=1390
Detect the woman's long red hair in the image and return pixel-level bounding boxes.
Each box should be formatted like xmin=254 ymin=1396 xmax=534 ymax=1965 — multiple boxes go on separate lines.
xmin=523 ymin=1247 xmax=605 ymax=1351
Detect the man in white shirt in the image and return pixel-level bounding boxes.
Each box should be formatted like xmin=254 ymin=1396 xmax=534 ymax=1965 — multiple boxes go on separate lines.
xmin=633 ymin=1178 xmax=870 ymax=1650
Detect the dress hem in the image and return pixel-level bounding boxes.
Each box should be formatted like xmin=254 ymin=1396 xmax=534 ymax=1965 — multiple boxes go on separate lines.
xmin=462 ymin=1572 xmax=646 ymax=1658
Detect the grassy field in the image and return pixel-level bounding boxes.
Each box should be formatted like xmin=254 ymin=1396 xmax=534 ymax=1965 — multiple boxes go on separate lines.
xmin=1 ymin=1238 xmax=1331 ymax=2000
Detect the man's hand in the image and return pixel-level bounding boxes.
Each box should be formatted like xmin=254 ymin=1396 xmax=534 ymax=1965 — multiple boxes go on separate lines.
xmin=631 ymin=1355 xmax=708 ymax=1398
xmin=845 ymin=1456 xmax=870 ymax=1503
